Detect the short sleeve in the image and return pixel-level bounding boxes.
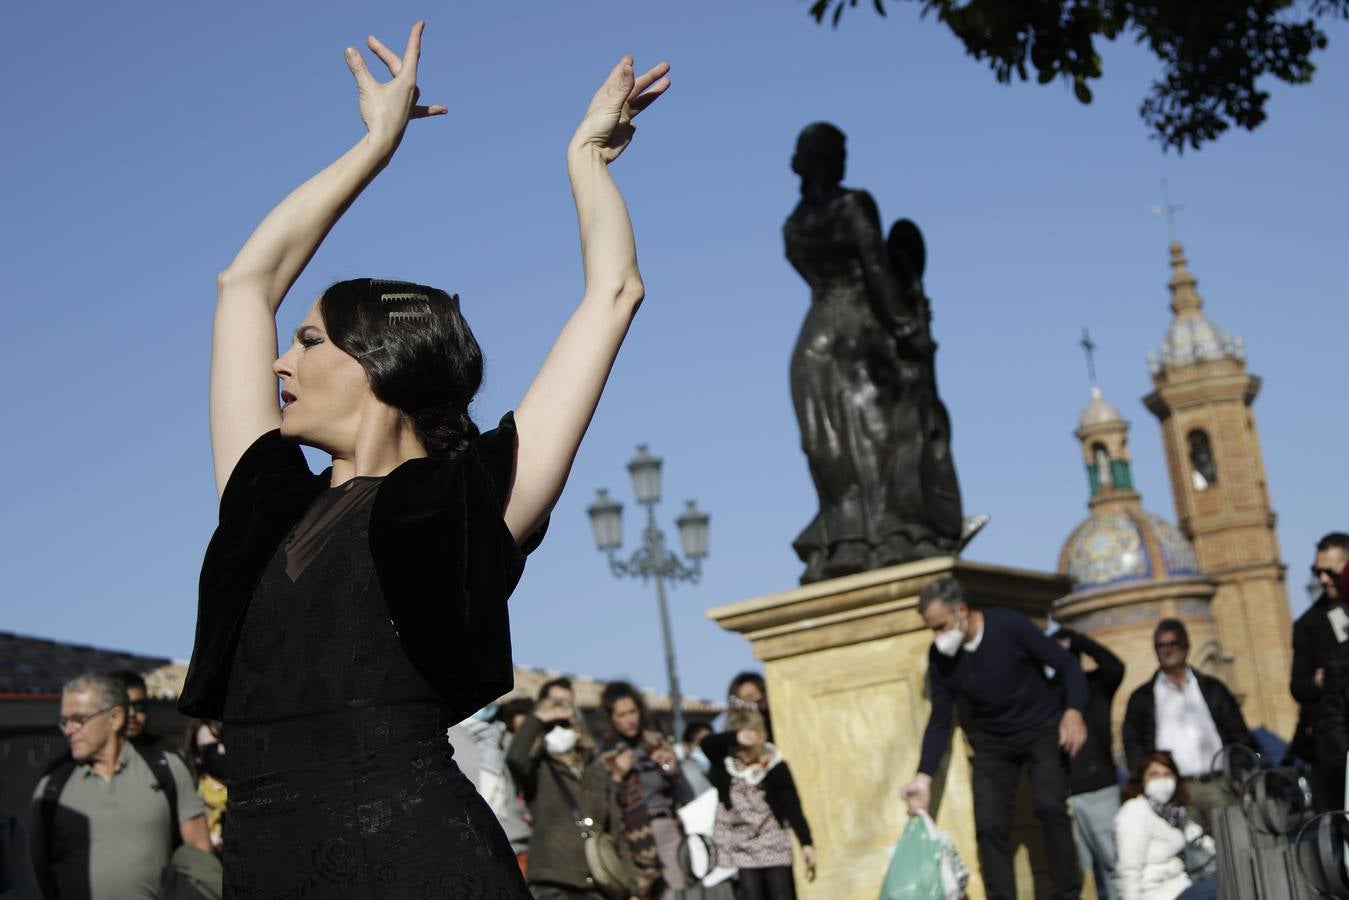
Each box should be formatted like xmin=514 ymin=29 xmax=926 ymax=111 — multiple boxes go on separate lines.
xmin=368 ymin=412 xmax=549 ymax=720
xmin=167 ymin=755 xmax=206 ymax=823
xmin=217 ymin=429 xmax=315 ymax=524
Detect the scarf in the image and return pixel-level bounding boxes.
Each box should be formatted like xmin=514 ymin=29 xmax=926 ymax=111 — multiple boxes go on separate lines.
xmin=724 ymin=742 xmax=783 ymax=785
xmin=1148 ymin=797 xmax=1189 ymax=831
xmin=598 ymin=730 xmax=676 ymax=898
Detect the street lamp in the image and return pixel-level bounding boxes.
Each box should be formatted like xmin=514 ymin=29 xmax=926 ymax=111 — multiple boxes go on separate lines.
xmin=587 ymin=444 xmax=710 ymax=739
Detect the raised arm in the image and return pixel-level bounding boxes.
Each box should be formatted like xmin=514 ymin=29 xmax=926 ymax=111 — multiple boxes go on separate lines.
xmin=210 ymin=22 xmax=444 ymax=496
xmin=505 ymin=56 xmax=671 ymax=542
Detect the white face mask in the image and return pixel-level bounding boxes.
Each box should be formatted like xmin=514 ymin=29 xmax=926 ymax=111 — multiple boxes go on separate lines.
xmin=934 ymin=628 xmax=966 ymax=657
xmin=1144 ymin=776 xmax=1177 ymax=804
xmin=544 ymin=726 xmax=579 ymax=755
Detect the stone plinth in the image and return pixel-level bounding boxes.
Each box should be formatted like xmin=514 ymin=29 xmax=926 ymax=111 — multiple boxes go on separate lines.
xmin=708 ymin=557 xmax=1075 ymax=900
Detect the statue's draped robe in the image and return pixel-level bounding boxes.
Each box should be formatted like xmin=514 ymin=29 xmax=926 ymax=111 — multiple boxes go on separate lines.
xmin=786 ymin=188 xmax=962 ymax=583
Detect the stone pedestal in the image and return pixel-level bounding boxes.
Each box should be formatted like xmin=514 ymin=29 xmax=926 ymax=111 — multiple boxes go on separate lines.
xmin=708 ymin=557 xmax=1078 ymax=900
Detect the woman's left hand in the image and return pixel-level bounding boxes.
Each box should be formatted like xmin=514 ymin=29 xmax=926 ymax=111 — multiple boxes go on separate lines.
xmin=570 ymin=56 xmax=671 ymax=164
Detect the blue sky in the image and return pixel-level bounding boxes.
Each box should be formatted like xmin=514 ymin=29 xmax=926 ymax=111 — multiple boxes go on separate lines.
xmin=3 ymin=2 xmax=1346 ymax=706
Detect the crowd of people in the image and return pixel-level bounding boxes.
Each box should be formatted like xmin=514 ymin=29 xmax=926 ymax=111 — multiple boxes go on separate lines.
xmin=10 ymin=535 xmax=1349 ymax=899
xmin=13 ymin=669 xmax=811 ymax=900
xmin=895 ymin=531 xmax=1349 ymax=900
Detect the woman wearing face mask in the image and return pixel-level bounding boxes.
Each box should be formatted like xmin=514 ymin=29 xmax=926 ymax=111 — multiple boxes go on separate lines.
xmin=1113 ymin=752 xmax=1216 ymax=900
xmin=597 ymin=682 xmax=693 ymax=899
xmin=184 ymin=720 xmax=228 ymax=853
xmin=703 ymin=709 xmax=815 ymax=900
xmin=507 ymin=697 xmax=637 ymax=898
xmin=726 ymin=673 xmax=772 ymax=742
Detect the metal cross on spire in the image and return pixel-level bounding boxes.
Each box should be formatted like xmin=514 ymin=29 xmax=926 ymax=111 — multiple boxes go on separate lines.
xmin=1151 ymin=178 xmax=1184 ymax=243
xmin=1081 ymin=328 xmax=1098 ymax=386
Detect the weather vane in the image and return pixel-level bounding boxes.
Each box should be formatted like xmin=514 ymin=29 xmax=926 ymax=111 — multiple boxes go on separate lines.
xmin=1080 ymin=328 xmax=1098 ymax=387
xmin=1151 ymin=178 xmax=1184 ymax=243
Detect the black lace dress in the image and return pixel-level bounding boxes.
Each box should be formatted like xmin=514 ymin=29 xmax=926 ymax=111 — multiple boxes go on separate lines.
xmin=193 ymin=419 xmax=540 ymax=899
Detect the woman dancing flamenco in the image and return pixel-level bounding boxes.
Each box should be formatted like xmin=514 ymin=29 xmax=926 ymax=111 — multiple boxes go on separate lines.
xmin=178 ymin=21 xmax=669 ymax=897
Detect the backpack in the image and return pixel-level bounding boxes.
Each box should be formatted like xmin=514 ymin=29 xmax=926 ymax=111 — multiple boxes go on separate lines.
xmin=34 ymin=744 xmax=182 ymax=880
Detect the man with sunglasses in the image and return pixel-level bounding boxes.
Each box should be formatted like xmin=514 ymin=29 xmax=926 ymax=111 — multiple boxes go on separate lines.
xmin=1121 ymin=619 xmax=1257 ymax=833
xmin=1289 ymin=533 xmax=1349 ymax=811
xmin=28 ymin=673 xmax=210 ymax=899
xmin=108 ymin=669 xmax=181 ymax=757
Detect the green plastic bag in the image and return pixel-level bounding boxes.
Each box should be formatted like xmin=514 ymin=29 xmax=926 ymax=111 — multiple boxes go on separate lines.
xmin=879 ymin=813 xmax=946 ymax=900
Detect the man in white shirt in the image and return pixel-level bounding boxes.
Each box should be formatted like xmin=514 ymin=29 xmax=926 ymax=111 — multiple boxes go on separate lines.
xmin=1121 ymin=619 xmax=1257 ymax=832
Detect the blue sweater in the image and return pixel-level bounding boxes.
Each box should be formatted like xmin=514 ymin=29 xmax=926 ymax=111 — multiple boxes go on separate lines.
xmin=917 ymin=608 xmax=1087 ymax=775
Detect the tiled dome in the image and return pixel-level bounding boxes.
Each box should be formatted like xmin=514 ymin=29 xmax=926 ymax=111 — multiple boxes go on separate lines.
xmin=1079 ymin=386 xmax=1122 ymax=429
xmin=1061 ymin=507 xmax=1200 ymax=593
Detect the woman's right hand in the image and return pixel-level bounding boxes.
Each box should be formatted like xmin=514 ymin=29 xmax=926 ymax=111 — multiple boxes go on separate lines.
xmin=345 ymin=21 xmax=446 ymax=154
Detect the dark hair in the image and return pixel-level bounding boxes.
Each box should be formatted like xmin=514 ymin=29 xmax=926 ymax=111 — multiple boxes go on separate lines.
xmin=1317 ymin=533 xmax=1349 ymax=555
xmin=537 ymin=677 xmax=574 ymax=702
xmin=601 ymin=680 xmax=649 ymax=731
xmin=319 ymin=278 xmax=483 ymax=458
xmin=727 ymin=671 xmax=766 ymax=701
xmin=918 ymin=576 xmax=966 ymax=615
xmin=1121 ymin=751 xmax=1191 ymax=806
xmin=791 ymin=122 xmax=846 ymax=184
xmin=496 ymin=697 xmax=535 ymax=731
xmin=107 ymin=669 xmax=148 ymax=693
xmin=1154 ymin=618 xmax=1189 ymax=647
xmin=183 ymin=719 xmax=222 ymax=780
xmin=682 ymin=721 xmax=712 ymax=745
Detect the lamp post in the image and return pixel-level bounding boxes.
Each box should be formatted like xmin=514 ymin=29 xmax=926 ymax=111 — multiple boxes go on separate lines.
xmin=587 ymin=445 xmax=710 ymax=739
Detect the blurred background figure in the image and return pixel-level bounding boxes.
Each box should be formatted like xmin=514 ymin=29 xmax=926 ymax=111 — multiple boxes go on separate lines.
xmin=1113 ymin=752 xmax=1216 ymax=900
xmin=704 ymin=709 xmax=814 ymax=900
xmin=537 ymin=678 xmax=576 ymax=707
xmin=1053 ymin=628 xmax=1126 ymax=900
xmin=0 ymin=785 xmax=39 ymax=899
xmin=726 ymin=673 xmax=771 ymax=742
xmin=677 ymin=721 xmax=714 ymax=797
xmin=1290 ymin=533 xmax=1349 ymax=811
xmin=497 ymin=697 xmax=538 ymax=876
xmin=597 ymin=682 xmax=693 ymax=899
xmin=184 ymin=720 xmax=228 ymax=853
xmin=509 ymin=697 xmax=635 ymax=899
xmin=108 ymin=670 xmax=179 ymax=756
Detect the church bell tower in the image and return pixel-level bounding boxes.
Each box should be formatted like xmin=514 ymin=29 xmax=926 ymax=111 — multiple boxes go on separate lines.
xmin=1143 ymin=242 xmax=1296 ymax=737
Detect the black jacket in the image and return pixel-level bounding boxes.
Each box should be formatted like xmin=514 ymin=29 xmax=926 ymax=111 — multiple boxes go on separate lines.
xmin=1121 ymin=668 xmax=1257 ymax=774
xmin=181 ymin=415 xmax=544 ymax=722
xmin=506 ymin=715 xmax=635 ymax=891
xmin=1053 ymin=632 xmax=1125 ymax=795
xmin=1290 ymin=594 xmax=1349 ymax=761
xmin=701 ymin=732 xmax=813 ymax=847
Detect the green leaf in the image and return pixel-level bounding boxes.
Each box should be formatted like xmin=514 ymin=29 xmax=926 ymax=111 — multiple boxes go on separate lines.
xmin=1073 ymin=77 xmax=1093 ymax=103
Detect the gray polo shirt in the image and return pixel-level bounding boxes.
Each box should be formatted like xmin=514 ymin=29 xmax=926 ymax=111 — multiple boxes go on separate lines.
xmin=30 ymin=741 xmax=205 ymax=900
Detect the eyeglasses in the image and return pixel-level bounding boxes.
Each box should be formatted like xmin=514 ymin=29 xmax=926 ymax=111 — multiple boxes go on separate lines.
xmin=57 ymin=706 xmax=118 ymax=732
xmin=1154 ymin=640 xmax=1187 ymax=651
xmin=1312 ymin=566 xmax=1341 ymax=581
xmin=128 ymin=700 xmax=148 ymax=713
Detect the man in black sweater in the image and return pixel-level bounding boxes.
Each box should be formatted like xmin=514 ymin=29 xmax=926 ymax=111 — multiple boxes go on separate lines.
xmin=1053 ymin=628 xmax=1125 ymax=900
xmin=1290 ymin=532 xmax=1349 ymax=811
xmin=902 ymin=577 xmax=1087 ymax=900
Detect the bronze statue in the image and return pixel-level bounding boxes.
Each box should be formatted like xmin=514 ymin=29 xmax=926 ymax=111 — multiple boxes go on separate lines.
xmin=785 ymin=123 xmax=965 ymax=584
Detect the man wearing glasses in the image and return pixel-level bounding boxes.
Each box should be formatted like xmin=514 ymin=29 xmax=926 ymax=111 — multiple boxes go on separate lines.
xmin=1121 ymin=619 xmax=1257 ymax=833
xmin=108 ymin=669 xmax=180 ymax=756
xmin=28 ymin=673 xmax=210 ymax=899
xmin=1289 ymin=533 xmax=1349 ymax=811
